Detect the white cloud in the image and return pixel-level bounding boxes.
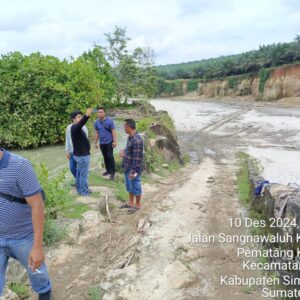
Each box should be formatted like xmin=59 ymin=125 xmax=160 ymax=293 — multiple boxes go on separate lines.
xmin=0 ymin=0 xmax=299 ymax=64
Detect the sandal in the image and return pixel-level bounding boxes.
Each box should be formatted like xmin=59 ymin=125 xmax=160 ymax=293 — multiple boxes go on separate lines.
xmin=127 ymin=206 xmax=140 ymax=214
xmin=120 ymin=203 xmax=132 ymax=209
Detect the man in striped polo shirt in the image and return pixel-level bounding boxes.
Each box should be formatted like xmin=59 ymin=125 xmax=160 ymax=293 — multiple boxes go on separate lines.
xmin=0 ymin=148 xmax=51 ymax=299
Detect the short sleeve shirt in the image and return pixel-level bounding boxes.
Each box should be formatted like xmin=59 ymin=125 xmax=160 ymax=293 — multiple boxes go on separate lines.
xmin=94 ymin=117 xmax=115 ymax=145
xmin=0 ymin=149 xmax=42 ymax=238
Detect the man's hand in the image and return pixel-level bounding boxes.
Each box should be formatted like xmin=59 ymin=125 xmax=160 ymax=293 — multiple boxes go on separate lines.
xmin=86 ymin=108 xmax=93 ymax=117
xmin=95 ymin=143 xmax=99 ymax=149
xmin=119 ymin=149 xmax=125 ymax=157
xmin=112 ymin=141 xmax=117 ymax=148
xmin=26 ymin=193 xmax=45 ymax=272
xmin=129 ymin=172 xmax=138 ymax=179
xmin=28 ymin=246 xmax=44 ymax=271
xmin=66 ymin=152 xmax=71 ymax=160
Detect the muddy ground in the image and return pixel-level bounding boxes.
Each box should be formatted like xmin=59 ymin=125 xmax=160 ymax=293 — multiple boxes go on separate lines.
xmin=7 ymin=97 xmax=300 ymax=300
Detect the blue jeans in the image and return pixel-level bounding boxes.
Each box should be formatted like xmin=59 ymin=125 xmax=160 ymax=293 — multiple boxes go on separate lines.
xmin=0 ymin=236 xmax=51 ymax=295
xmin=73 ymin=155 xmax=90 ymax=196
xmin=69 ymin=153 xmax=77 ymax=179
xmin=124 ymin=171 xmax=142 ymax=196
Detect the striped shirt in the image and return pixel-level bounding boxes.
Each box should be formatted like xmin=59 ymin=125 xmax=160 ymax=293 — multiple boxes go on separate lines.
xmin=122 ymin=132 xmax=144 ymax=174
xmin=0 ymin=149 xmax=42 ymax=238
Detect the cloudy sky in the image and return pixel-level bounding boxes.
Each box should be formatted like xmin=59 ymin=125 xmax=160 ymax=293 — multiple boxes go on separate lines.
xmin=0 ymin=0 xmax=299 ymax=65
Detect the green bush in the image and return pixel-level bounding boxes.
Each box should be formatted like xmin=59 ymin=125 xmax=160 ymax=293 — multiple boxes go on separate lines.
xmin=35 ymin=163 xmax=71 ymax=212
xmin=187 ymin=79 xmax=198 ymax=92
xmin=158 ymin=79 xmax=184 ymax=96
xmin=258 ymin=68 xmax=272 ymax=94
xmin=136 ymin=117 xmax=156 ymax=132
xmin=35 ymin=163 xmax=72 ymax=245
xmin=228 ymin=77 xmax=238 ymax=89
xmin=159 ymin=112 xmax=175 ymax=132
xmin=0 ymin=52 xmax=110 ymax=148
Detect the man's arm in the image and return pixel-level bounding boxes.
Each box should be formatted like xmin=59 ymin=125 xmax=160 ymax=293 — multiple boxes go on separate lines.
xmin=94 ymin=130 xmax=99 ymax=149
xmin=26 ymin=192 xmax=45 ymax=271
xmin=83 ymin=125 xmax=89 ymax=138
xmin=112 ymin=129 xmax=117 ymax=147
xmin=65 ymin=125 xmax=71 ymax=159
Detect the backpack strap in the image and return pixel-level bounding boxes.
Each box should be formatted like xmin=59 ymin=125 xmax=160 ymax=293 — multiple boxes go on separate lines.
xmin=0 ymin=191 xmax=27 ymax=204
xmin=0 ymin=190 xmax=45 ymax=205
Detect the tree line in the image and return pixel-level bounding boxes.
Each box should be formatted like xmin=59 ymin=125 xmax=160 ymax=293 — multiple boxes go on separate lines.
xmin=156 ymin=36 xmax=300 ymax=80
xmin=0 ymin=26 xmax=158 ymax=148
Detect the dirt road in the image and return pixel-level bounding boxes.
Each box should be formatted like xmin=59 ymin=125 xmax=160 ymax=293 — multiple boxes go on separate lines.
xmin=46 ymin=159 xmax=267 ymax=299
xmin=43 ymin=98 xmax=300 ymax=299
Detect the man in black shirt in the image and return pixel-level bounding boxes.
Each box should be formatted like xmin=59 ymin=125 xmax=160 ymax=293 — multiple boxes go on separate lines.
xmin=71 ymin=108 xmax=92 ymax=196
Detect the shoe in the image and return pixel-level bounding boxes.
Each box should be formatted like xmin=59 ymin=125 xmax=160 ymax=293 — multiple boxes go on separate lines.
xmin=88 ymin=189 xmax=93 ymax=194
xmin=109 ymin=174 xmax=115 ymax=181
xmin=39 ymin=290 xmax=51 ymax=300
xmin=120 ymin=203 xmax=132 ymax=209
xmin=102 ymin=171 xmax=110 ymax=176
xmin=127 ymin=206 xmax=140 ymax=214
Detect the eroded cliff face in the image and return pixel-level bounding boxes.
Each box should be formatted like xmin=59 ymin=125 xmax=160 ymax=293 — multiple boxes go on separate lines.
xmin=198 ymin=64 xmax=300 ymax=101
xmin=198 ymin=78 xmax=252 ymax=98
xmin=161 ymin=64 xmax=300 ymax=101
xmin=262 ymin=64 xmax=300 ymax=100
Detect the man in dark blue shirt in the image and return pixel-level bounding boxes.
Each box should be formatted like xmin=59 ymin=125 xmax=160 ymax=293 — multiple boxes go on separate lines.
xmin=94 ymin=107 xmax=117 ymax=180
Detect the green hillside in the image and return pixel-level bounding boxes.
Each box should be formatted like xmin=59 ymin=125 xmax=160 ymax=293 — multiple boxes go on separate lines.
xmin=156 ymin=36 xmax=300 ymax=80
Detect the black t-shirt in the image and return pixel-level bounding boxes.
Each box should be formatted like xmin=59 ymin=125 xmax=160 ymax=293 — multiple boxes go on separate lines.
xmin=71 ymin=115 xmax=90 ymax=156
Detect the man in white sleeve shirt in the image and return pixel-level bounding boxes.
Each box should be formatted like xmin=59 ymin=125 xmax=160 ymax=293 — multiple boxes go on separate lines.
xmin=65 ymin=111 xmax=88 ymax=182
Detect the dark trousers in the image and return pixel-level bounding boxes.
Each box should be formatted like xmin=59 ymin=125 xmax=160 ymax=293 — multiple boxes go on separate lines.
xmin=100 ymin=142 xmax=116 ymax=174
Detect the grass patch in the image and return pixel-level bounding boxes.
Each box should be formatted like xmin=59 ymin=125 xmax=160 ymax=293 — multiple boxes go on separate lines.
xmin=243 ymin=286 xmax=254 ymax=294
xmin=60 ymin=202 xmax=91 ymax=219
xmin=168 ymin=161 xmax=182 ymax=172
xmin=44 ymin=218 xmax=67 ymax=246
xmin=8 ymin=282 xmax=30 ymax=299
xmin=235 ymin=152 xmax=250 ymax=206
xmin=116 ymin=187 xmax=128 ymax=202
xmin=88 ymin=286 xmax=104 ymax=300
xmin=89 ymin=171 xmax=128 ymax=202
xmin=89 ymin=172 xmax=116 ymax=188
xmin=90 ymin=191 xmax=101 ymax=198
xmin=182 ymin=153 xmax=191 ymax=164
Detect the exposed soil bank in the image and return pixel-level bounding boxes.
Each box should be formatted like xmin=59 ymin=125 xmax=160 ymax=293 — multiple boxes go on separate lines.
xmin=160 ymin=63 xmax=300 ymax=102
